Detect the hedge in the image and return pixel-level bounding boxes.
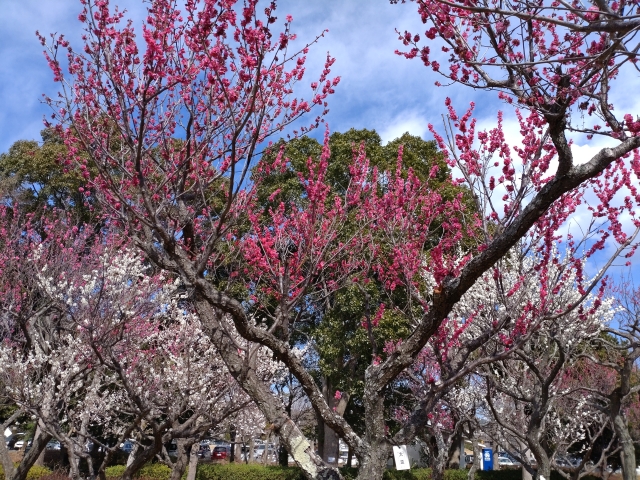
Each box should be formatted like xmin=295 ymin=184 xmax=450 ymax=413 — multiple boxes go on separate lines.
xmin=194 ymin=465 xmax=605 ymax=480
xmin=0 ymin=465 xmax=53 ymax=480
xmin=195 ymin=463 xmax=304 ymax=480
xmin=1 ymin=463 xmax=607 ymax=480
xmin=194 ymin=465 xmax=536 ymax=480
xmin=105 ymin=464 xmax=172 ymax=480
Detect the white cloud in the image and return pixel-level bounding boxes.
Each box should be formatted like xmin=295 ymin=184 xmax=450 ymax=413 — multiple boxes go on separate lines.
xmin=379 ymin=111 xmax=430 ymax=144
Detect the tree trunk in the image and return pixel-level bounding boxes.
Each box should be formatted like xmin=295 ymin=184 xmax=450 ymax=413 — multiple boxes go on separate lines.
xmin=320 ymin=378 xmax=339 ymax=466
xmin=5 ymin=428 xmax=51 ymax=480
xmin=316 ymin=409 xmax=325 ymax=462
xmin=262 ymin=434 xmax=270 ymax=467
xmin=355 ymin=390 xmax=388 ymax=480
xmin=537 ymin=458 xmax=551 ymax=480
xmin=229 ymin=426 xmax=236 ymax=463
xmin=68 ymin=449 xmax=81 ymax=480
xmin=249 ymin=438 xmax=254 ymax=464
xmin=323 ymin=424 xmax=339 ymax=466
xmin=194 ymin=297 xmax=343 ymax=480
xmin=86 ymin=452 xmax=96 ymax=480
xmin=186 ymin=444 xmax=198 ymax=480
xmin=468 ymin=437 xmax=480 ymax=480
xmin=121 ymin=440 xmax=163 ymax=480
xmin=33 ymin=425 xmax=46 ymax=467
xmin=169 ymin=439 xmax=191 ymax=480
xmin=458 ymin=435 xmax=466 ymax=470
xmin=432 ymin=430 xmax=448 ymax=480
xmin=126 ymin=443 xmax=138 ymax=468
xmin=519 ymin=439 xmax=533 ymax=480
xmin=447 ymin=429 xmax=463 ymax=469
xmin=235 ymin=442 xmax=242 ymax=464
xmin=279 ymin=441 xmax=289 ymax=467
xmin=356 ymin=442 xmax=388 ymax=480
xmin=612 ymin=412 xmax=636 ymax=480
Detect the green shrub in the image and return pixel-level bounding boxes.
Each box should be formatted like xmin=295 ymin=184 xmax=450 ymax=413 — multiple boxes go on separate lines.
xmin=339 ymin=466 xmax=358 ymax=480
xmin=195 ymin=463 xmax=304 ymax=480
xmin=105 ymin=465 xmax=127 ymax=479
xmin=104 ymin=464 xmax=171 ymax=480
xmin=137 ymin=463 xmax=171 ymax=480
xmin=26 ymin=466 xmax=52 ymax=480
xmin=382 ymin=468 xmax=431 ymax=480
xmin=0 ymin=465 xmax=52 ymax=480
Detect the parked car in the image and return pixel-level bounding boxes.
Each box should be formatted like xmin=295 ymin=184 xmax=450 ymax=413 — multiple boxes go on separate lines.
xmin=46 ymin=440 xmax=61 ymax=450
xmin=197 ymin=444 xmax=211 ymax=459
xmin=165 ymin=441 xmax=178 ymax=456
xmin=211 ymin=445 xmax=228 ymax=460
xmin=120 ymin=440 xmax=135 ymax=453
xmin=14 ymin=439 xmax=25 ymax=450
xmin=6 ymin=434 xmax=25 ymax=450
xmin=339 ymin=452 xmax=358 ymax=466
xmin=498 ymin=454 xmax=519 ymax=467
xmin=253 ymin=444 xmax=276 ymax=461
xmin=499 ymin=457 xmax=518 ymax=467
xmin=555 ymin=455 xmax=580 ymax=468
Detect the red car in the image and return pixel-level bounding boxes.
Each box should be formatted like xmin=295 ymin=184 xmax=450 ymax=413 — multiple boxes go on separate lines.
xmin=211 ymin=446 xmax=228 ymax=460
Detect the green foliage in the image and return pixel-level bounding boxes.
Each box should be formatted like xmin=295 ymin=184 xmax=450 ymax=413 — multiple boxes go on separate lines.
xmin=104 ymin=464 xmax=171 ymax=480
xmin=104 ymin=465 xmax=127 ymax=479
xmin=252 ymin=128 xmax=479 ymax=440
xmin=255 ymin=129 xmax=454 ymax=212
xmin=137 ymin=463 xmax=172 ymax=480
xmin=26 ymin=466 xmax=53 ymax=480
xmin=0 ymin=129 xmax=98 ymax=226
xmin=0 ymin=465 xmax=52 ymax=480
xmin=195 ymin=463 xmax=304 ymax=480
xmin=88 ymin=465 xmax=605 ymax=480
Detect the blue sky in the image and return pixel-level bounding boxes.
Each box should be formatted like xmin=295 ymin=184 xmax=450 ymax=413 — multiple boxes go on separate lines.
xmin=0 ymin=0 xmax=480 ymax=151
xmin=1 ymin=0 xmax=638 ymax=279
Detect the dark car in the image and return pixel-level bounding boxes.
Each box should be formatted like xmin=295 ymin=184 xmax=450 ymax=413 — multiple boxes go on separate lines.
xmin=211 ymin=445 xmax=228 ymax=460
xmin=120 ymin=440 xmax=135 ymax=453
xmin=197 ymin=444 xmax=211 ymax=459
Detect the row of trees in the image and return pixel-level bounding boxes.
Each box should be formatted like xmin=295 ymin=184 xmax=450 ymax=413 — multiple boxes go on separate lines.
xmin=2 ymin=0 xmax=640 ymax=479
xmin=0 ymin=203 xmax=277 ymax=480
xmin=4 ymin=127 xmax=640 ymax=480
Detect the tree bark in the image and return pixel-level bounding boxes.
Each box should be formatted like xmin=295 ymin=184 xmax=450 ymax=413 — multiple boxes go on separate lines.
xmin=169 ymin=439 xmax=191 ymax=480
xmin=468 ymin=437 xmax=480 ymax=480
xmin=7 ymin=430 xmax=51 ymax=480
xmin=612 ymin=410 xmax=635 ymax=480
xmin=68 ymin=448 xmax=81 ymax=480
xmin=121 ymin=438 xmax=164 ymax=480
xmin=229 ymin=425 xmax=236 ymax=463
xmin=528 ymin=430 xmax=551 ymax=480
xmin=431 ymin=429 xmax=448 ymax=480
xmin=193 ymin=297 xmax=343 ymax=480
xmin=33 ymin=425 xmax=46 ymax=468
xmin=186 ymin=444 xmax=198 ymax=480
xmin=355 ymin=388 xmax=388 ymax=480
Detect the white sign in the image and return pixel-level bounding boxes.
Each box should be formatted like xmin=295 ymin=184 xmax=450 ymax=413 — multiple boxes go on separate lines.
xmin=393 ymin=445 xmax=411 ymax=470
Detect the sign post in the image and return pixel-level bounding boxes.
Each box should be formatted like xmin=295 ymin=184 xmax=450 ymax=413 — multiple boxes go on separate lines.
xmin=481 ymin=448 xmax=493 ymax=471
xmin=393 ymin=445 xmax=411 ymax=470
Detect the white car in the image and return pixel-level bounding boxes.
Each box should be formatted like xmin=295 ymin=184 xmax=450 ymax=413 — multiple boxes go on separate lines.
xmin=46 ymin=440 xmax=61 ymax=450
xmin=498 ymin=456 xmax=517 ymax=466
